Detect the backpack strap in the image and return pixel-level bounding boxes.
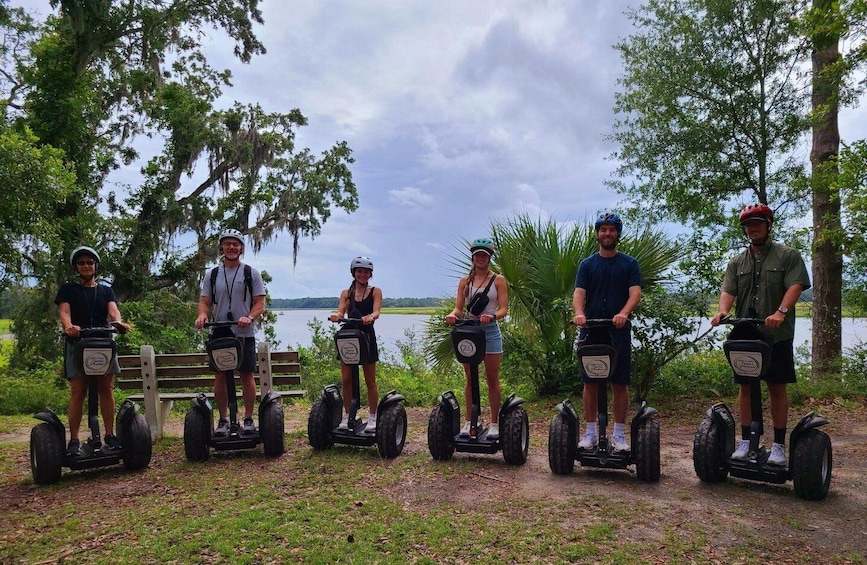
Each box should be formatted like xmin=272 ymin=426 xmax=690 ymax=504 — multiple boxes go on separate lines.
xmin=210 ymin=267 xmax=220 ymax=305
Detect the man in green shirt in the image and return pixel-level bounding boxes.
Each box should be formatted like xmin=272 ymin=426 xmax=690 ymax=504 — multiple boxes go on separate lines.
xmin=710 ymin=203 xmax=811 ymax=467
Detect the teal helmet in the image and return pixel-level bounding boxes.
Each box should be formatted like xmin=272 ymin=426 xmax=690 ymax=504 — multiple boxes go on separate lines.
xmin=470 ymin=237 xmax=495 ymax=257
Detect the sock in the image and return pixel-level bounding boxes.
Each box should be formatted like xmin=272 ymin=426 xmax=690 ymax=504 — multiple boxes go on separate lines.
xmin=613 ymin=422 xmax=626 ymax=438
xmin=741 ymin=425 xmax=751 ymax=440
xmin=774 ymin=427 xmax=786 ymax=446
xmin=585 ymin=422 xmax=597 ymax=437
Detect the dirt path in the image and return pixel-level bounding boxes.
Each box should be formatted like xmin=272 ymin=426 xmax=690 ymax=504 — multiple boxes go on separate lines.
xmin=2 ymin=398 xmax=866 ymax=562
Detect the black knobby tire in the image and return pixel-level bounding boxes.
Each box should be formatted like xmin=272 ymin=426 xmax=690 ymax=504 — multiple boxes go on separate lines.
xmin=261 ymin=401 xmax=286 ymax=457
xmin=30 ymin=423 xmax=63 ymax=485
xmin=548 ymin=413 xmax=576 ymax=475
xmin=121 ymin=413 xmax=153 ymax=470
xmin=502 ymin=406 xmax=529 ymax=466
xmin=693 ymin=416 xmax=729 ymax=483
xmin=634 ymin=417 xmax=661 ymax=482
xmin=427 ymin=405 xmax=455 ymax=461
xmin=376 ymin=403 xmax=408 ymax=459
xmin=792 ymin=428 xmax=832 ymax=501
xmin=183 ymin=408 xmax=211 ymax=462
xmin=307 ymin=399 xmax=335 ymax=450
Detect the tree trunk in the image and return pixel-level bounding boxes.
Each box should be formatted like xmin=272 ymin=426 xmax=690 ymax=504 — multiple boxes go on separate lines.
xmin=810 ymin=0 xmax=842 ymax=379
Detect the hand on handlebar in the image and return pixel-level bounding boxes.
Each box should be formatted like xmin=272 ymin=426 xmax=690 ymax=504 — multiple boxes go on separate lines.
xmin=445 ymin=313 xmax=458 ymax=326
xmin=195 ymin=314 xmax=208 ymax=330
xmin=573 ymin=314 xmax=586 ymax=328
xmin=63 ymin=325 xmax=82 ymax=338
xmin=612 ymin=313 xmax=628 ymax=330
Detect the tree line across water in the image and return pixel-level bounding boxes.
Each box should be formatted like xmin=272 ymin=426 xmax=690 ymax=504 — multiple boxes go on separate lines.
xmin=269 ymin=297 xmax=445 ymax=309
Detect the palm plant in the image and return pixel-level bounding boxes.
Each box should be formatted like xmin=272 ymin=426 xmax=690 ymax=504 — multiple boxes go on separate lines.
xmin=424 ymin=213 xmax=681 ymax=397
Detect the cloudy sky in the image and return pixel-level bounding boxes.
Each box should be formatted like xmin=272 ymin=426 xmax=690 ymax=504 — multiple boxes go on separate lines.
xmin=16 ymin=1 xmax=867 ymax=299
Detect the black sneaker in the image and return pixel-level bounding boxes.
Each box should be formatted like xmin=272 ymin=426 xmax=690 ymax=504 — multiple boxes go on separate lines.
xmin=66 ymin=439 xmax=81 ymax=457
xmin=241 ymin=417 xmax=257 ymax=437
xmin=214 ymin=418 xmax=230 ymax=437
xmin=103 ymin=434 xmax=121 ymax=452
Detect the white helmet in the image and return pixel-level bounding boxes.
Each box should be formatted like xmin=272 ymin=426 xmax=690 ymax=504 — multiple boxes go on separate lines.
xmin=219 ymin=229 xmax=244 ymax=247
xmin=70 ymin=246 xmax=100 ymax=266
xmin=350 ymin=256 xmax=373 ymax=273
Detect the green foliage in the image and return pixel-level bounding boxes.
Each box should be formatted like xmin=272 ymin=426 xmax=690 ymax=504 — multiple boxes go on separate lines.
xmin=649 ymin=349 xmax=737 ymax=400
xmin=0 ymin=353 xmax=68 ymax=415
xmin=610 ymin=0 xmax=811 ymax=228
xmin=115 ymin=291 xmax=200 ymax=355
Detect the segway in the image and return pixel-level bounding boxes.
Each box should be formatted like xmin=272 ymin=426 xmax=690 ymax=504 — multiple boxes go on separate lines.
xmin=30 ymin=323 xmax=152 ymax=485
xmin=548 ymin=319 xmax=660 ymax=481
xmin=183 ymin=321 xmax=285 ymax=461
xmin=307 ymin=318 xmax=407 ymax=458
xmin=693 ymin=317 xmax=832 ymax=500
xmin=427 ymin=319 xmax=529 ymax=465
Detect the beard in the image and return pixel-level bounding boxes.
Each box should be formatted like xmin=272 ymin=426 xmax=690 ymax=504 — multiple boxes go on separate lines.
xmin=598 ymin=237 xmax=618 ymax=251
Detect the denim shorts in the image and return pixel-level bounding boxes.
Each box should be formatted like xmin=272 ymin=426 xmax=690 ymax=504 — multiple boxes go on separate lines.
xmin=482 ymin=321 xmax=503 ymax=355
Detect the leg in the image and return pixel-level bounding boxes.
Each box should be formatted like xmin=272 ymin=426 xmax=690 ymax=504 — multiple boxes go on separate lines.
xmin=612 ymin=384 xmax=629 ymax=425
xmin=738 ymin=383 xmax=752 ymax=427
xmin=362 ymin=363 xmax=379 ymax=415
xmin=239 ymin=372 xmax=257 ymax=419
xmin=462 ymin=363 xmax=473 ymax=419
xmin=68 ymin=378 xmax=87 ymax=441
xmin=340 ymin=363 xmax=352 ymax=414
xmin=98 ymin=374 xmax=116 ymax=436
xmin=582 ymin=382 xmax=599 ymax=423
xmin=483 ymin=353 xmax=502 ymax=424
xmin=767 ymin=382 xmax=789 ymax=430
xmin=213 ymin=372 xmax=228 ymax=419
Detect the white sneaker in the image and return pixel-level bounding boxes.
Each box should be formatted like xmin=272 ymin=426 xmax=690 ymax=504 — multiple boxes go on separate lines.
xmin=338 ymin=415 xmax=349 ymax=430
xmin=578 ymin=433 xmax=598 ymax=449
xmin=458 ymin=421 xmax=471 ymax=438
xmin=486 ymin=423 xmax=499 ymax=440
xmin=611 ymin=435 xmax=630 ymax=453
xmin=731 ymin=439 xmax=750 ymax=460
xmin=365 ymin=413 xmax=377 ymax=432
xmin=768 ymin=442 xmax=787 ymax=467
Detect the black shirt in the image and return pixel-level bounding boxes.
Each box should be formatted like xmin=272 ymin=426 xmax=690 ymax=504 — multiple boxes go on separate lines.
xmin=54 ymin=282 xmax=117 ymax=329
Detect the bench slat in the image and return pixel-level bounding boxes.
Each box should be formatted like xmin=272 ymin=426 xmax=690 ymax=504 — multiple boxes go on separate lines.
xmin=116 ymin=374 xmax=301 ymax=390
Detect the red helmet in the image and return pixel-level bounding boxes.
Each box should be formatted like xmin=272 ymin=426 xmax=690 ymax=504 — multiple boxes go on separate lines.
xmin=738 ymin=203 xmax=773 ymax=225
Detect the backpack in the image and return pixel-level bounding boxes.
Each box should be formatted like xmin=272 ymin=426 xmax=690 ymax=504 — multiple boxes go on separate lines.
xmin=210 ymin=264 xmax=253 ymax=307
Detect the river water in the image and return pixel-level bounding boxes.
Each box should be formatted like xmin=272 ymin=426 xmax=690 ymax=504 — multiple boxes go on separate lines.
xmin=267 ymin=309 xmax=867 ymax=356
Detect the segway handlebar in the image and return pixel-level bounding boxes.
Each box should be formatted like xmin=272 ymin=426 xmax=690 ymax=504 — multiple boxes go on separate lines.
xmin=204 ymin=320 xmax=239 ymax=329
xmin=718 ymin=316 xmax=765 ymax=326
xmin=64 ymin=321 xmax=129 ymax=338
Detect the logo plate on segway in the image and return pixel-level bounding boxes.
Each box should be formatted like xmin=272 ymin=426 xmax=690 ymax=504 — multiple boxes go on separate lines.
xmin=581 ymin=355 xmax=611 ymax=379
xmin=336 ymin=337 xmax=362 ymax=365
xmin=81 ymin=348 xmax=114 ymax=376
xmin=727 ymin=351 xmax=763 ymax=378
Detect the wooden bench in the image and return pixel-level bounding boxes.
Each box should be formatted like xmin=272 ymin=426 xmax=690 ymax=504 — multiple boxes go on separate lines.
xmin=116 ymin=342 xmax=304 ymax=441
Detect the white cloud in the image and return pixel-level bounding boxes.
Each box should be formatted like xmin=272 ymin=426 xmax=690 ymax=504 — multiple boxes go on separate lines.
xmin=389 ymin=187 xmax=435 ymax=208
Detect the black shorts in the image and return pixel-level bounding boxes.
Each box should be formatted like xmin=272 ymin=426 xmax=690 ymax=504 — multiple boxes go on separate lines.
xmin=733 ymin=339 xmax=796 ymax=385
xmin=579 ymin=331 xmax=631 ymax=386
xmin=238 ymin=337 xmax=256 ymax=373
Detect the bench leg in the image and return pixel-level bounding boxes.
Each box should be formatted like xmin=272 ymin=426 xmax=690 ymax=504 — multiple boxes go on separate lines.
xmin=160 ymin=400 xmax=174 ymax=434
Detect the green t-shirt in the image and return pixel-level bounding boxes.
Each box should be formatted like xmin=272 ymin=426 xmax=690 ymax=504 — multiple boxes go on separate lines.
xmin=721 ymin=241 xmax=811 ymax=343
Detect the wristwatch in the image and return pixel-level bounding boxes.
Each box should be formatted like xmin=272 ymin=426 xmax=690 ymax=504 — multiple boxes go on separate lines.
xmin=777 ymin=306 xmax=789 ymax=314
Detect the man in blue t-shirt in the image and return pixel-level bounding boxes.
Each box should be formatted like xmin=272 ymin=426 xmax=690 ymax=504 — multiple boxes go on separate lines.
xmin=572 ymin=212 xmax=643 ymax=452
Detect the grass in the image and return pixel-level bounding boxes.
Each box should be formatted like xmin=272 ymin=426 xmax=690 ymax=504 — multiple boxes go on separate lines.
xmin=0 ymin=318 xmax=11 ymax=334
xmin=1 ymin=397 xmax=864 ymax=563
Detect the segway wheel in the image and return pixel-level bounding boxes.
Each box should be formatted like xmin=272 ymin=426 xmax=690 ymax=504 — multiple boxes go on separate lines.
xmin=261 ymin=400 xmax=285 ymax=457
xmin=307 ymin=398 xmax=335 ymax=450
xmin=427 ymin=405 xmax=455 ymax=461
xmin=30 ymin=423 xmax=63 ymax=485
xmin=792 ymin=428 xmax=832 ymax=501
xmin=183 ymin=408 xmax=211 ymax=462
xmin=634 ymin=417 xmax=660 ymax=482
xmin=693 ymin=416 xmax=729 ymax=483
xmin=502 ymin=406 xmax=529 ymax=465
xmin=121 ymin=413 xmax=153 ymax=470
xmin=376 ymin=403 xmax=408 ymax=459
xmin=548 ymin=413 xmax=576 ymax=475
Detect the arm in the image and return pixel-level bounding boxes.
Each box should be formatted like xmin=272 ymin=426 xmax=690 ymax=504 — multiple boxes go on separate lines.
xmin=572 ymin=287 xmax=586 ymax=327
xmin=710 ymin=292 xmax=735 ymax=327
xmin=363 ymin=287 xmax=383 ymax=325
xmin=195 ymin=296 xmax=212 ymax=329
xmin=446 ymin=277 xmax=469 ymax=325
xmin=613 ymin=285 xmax=641 ymax=329
xmin=766 ymin=284 xmax=803 ymax=329
xmin=58 ymin=302 xmax=80 ymax=338
xmin=239 ymin=295 xmax=266 ymax=328
xmin=329 ymin=290 xmax=350 ymax=322
xmin=482 ymin=274 xmax=508 ymax=324
xmin=107 ymin=301 xmax=132 ymax=333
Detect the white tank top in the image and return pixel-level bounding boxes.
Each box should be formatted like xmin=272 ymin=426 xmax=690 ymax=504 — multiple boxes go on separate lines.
xmin=468 ymin=274 xmax=497 ymax=320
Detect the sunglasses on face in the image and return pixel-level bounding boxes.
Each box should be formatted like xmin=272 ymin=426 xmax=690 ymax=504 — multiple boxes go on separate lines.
xmin=76 ymin=261 xmax=96 ymax=266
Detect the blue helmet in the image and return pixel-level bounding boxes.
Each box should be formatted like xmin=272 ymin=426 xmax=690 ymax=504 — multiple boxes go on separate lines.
xmin=594 ymin=212 xmax=623 ymax=234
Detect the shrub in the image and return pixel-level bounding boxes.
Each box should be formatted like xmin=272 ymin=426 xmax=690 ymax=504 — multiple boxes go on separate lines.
xmin=650 ymin=349 xmax=736 ymax=400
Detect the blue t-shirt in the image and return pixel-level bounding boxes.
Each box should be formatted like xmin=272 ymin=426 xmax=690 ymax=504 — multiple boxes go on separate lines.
xmin=574 ymin=252 xmax=643 ymax=334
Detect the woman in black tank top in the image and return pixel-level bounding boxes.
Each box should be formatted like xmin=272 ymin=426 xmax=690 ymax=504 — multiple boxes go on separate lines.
xmin=328 ymin=257 xmax=383 ymax=431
